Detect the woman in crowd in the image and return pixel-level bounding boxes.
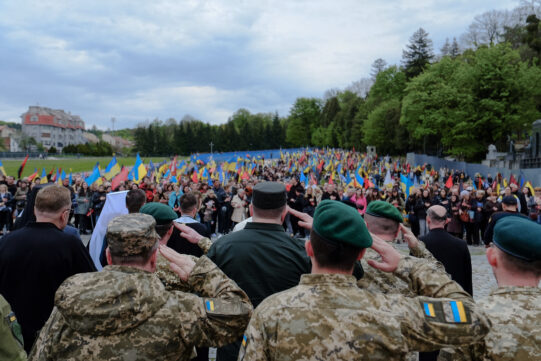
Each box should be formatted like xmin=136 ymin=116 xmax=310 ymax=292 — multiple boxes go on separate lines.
xmin=230 ymin=188 xmax=247 ymax=227
xmin=433 ymin=188 xmax=450 ymax=214
xmin=386 ymin=187 xmax=405 ymax=213
xmin=472 ymin=190 xmax=485 ymax=246
xmin=533 ymin=187 xmax=541 ymax=224
xmin=405 ymin=188 xmax=420 ymax=236
xmin=447 ymin=193 xmax=462 ymax=238
xmin=350 ymin=188 xmax=367 ymax=215
xmin=74 ymin=182 xmax=92 ymax=234
xmin=415 ymin=188 xmax=432 ymax=237
xmin=0 ymin=184 xmax=13 ymax=234
xmin=459 ymin=190 xmax=475 ymax=245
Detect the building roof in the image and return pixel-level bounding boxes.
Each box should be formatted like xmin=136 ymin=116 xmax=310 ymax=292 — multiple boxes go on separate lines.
xmin=21 ymin=106 xmax=85 ymax=130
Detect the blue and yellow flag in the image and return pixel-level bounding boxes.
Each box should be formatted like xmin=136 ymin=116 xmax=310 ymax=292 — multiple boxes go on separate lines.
xmin=0 ymin=159 xmax=6 ymax=176
xmin=128 ymin=154 xmax=147 ymax=184
xmin=104 ymin=157 xmax=121 ymax=180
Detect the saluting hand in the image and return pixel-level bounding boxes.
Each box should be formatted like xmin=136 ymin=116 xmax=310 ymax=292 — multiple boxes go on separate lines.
xmin=399 ymin=223 xmax=418 ymax=249
xmin=174 ymin=222 xmax=203 ymax=244
xmin=287 ymin=206 xmax=313 ymax=230
xmin=367 ymin=233 xmax=401 ymax=273
xmin=159 ymin=245 xmax=196 ymax=281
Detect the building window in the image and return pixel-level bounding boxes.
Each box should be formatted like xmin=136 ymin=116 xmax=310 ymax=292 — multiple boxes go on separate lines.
xmin=31 ymin=115 xmax=38 ymax=122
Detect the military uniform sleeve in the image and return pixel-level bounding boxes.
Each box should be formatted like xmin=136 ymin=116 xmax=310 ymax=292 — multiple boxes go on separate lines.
xmin=390 ymin=257 xmax=490 ymax=352
xmin=197 ymin=237 xmax=213 ymax=255
xmin=409 ymin=240 xmax=441 ymax=268
xmin=28 ymin=308 xmax=65 ymax=361
xmin=0 ymin=296 xmax=27 ymax=361
xmin=237 ymin=309 xmax=270 ymax=361
xmin=180 ymin=256 xmax=253 ymax=348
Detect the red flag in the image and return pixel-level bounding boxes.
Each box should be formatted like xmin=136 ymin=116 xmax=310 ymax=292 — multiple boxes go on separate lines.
xmin=191 ymin=171 xmax=199 ymax=183
xmin=478 ymin=179 xmax=484 ymax=190
xmin=317 ymin=160 xmax=324 ymax=172
xmin=509 ymin=174 xmax=517 ymax=185
xmin=111 ymin=166 xmax=129 ymax=190
xmin=17 ymin=155 xmax=29 ymax=179
xmin=28 ymin=169 xmax=39 ymax=181
xmin=445 ymin=175 xmax=453 ymax=189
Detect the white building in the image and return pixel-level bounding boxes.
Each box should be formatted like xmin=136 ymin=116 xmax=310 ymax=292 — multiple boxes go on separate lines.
xmin=21 ymin=106 xmax=86 ymax=151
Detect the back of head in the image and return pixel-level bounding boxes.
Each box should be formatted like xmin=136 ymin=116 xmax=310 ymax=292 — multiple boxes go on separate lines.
xmin=251 ymin=182 xmax=287 ymax=220
xmin=139 ymin=202 xmax=177 ymax=238
xmin=126 ymin=189 xmax=146 ymax=213
xmin=180 ymin=192 xmax=198 ymax=214
xmin=106 ymin=213 xmax=160 ymax=266
xmin=311 ymin=200 xmax=372 ymax=271
xmin=427 ymin=205 xmax=447 ymax=228
xmin=493 ymin=217 xmax=541 ymax=278
xmin=364 ymin=201 xmax=402 ymax=237
xmin=35 ymin=184 xmax=71 ymax=215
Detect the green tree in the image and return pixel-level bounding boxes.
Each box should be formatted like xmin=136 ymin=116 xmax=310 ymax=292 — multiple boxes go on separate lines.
xmin=286 ymin=98 xmax=322 ymax=147
xmin=402 ymin=28 xmax=434 ymax=79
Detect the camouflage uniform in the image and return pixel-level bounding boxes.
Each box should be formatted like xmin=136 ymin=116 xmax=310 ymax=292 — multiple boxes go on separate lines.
xmin=0 ymin=294 xmax=26 ymax=361
xmin=439 ymin=286 xmax=541 ymax=361
xmin=29 ymin=214 xmax=252 ymax=361
xmin=155 ymin=252 xmax=198 ymax=292
xmin=239 ymin=255 xmax=489 ymax=361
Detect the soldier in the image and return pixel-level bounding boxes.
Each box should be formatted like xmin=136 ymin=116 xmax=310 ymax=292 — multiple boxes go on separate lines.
xmin=239 ymin=200 xmax=490 ymax=361
xmin=29 ymin=213 xmax=252 ymax=361
xmin=440 ymin=216 xmax=541 ymax=360
xmin=0 ymin=294 xmax=26 ymax=361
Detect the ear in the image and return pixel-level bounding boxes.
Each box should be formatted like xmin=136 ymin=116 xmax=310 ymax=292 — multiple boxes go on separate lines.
xmin=305 ymin=240 xmax=314 ymax=257
xmin=149 ymin=249 xmax=158 ymax=271
xmin=357 ymin=248 xmax=367 ymax=261
xmin=106 ymin=247 xmax=113 ymax=265
xmin=486 ymin=246 xmax=498 ymax=268
xmin=167 ymin=224 xmax=174 ymax=237
xmin=248 ymin=204 xmax=253 ymax=217
xmin=280 ymin=206 xmax=287 ymax=223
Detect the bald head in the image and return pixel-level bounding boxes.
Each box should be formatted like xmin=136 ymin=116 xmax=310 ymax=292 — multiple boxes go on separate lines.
xmin=427 ymin=205 xmax=448 ymax=229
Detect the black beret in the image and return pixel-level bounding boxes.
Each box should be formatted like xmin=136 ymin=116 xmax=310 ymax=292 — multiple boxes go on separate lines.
xmin=252 ymin=182 xmax=287 ymax=209
xmin=502 ymin=196 xmax=517 ymax=205
xmin=494 ymin=216 xmax=541 ymax=261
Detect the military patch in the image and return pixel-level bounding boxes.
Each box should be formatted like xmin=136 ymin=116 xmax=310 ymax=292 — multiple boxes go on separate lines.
xmin=5 ymin=311 xmax=24 ymax=347
xmin=242 ymin=334 xmax=247 ymax=347
xmin=238 ymin=334 xmax=247 ymax=361
xmin=420 ymin=300 xmax=471 ymax=324
xmin=206 ymin=300 xmax=215 ymax=312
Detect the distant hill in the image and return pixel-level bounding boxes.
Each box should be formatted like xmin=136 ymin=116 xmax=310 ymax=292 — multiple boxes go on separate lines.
xmin=0 ymin=121 xmax=21 ymax=130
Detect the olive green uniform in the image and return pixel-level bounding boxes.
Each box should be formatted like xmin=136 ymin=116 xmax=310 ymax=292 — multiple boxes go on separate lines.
xmin=0 ymin=294 xmax=26 ymax=361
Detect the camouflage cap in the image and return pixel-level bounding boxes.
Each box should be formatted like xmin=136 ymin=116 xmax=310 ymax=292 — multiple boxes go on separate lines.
xmin=106 ymin=213 xmax=160 ymax=257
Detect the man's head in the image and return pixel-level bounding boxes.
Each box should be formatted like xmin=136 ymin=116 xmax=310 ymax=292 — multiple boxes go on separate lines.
xmin=126 ymin=189 xmax=146 ymax=213
xmin=62 ymin=178 xmax=70 ymax=187
xmin=180 ymin=192 xmax=198 ymax=216
xmin=7 ymin=176 xmax=14 ymax=185
xmin=139 ymin=202 xmax=178 ymax=245
xmin=487 ymin=216 xmax=541 ymax=286
xmin=426 ymin=205 xmax=448 ymax=230
xmin=34 ymin=184 xmax=72 ymax=229
xmin=501 ymin=196 xmax=518 ymax=212
xmin=509 ymin=183 xmax=518 ymax=193
xmin=308 ymin=200 xmax=372 ymax=272
xmin=363 ymin=201 xmax=403 ymax=241
xmin=105 ymin=213 xmax=160 ymax=271
xmin=250 ymin=182 xmax=287 ymax=223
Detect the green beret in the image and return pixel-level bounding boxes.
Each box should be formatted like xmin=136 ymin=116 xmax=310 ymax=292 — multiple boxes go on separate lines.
xmin=252 ymin=182 xmax=287 ymax=209
xmin=366 ymin=200 xmax=403 ymax=223
xmin=313 ymin=200 xmax=372 ymax=249
xmin=140 ymin=202 xmax=178 ymax=225
xmin=494 ymin=216 xmax=541 ymax=261
xmin=107 ymin=214 xmax=160 ymax=257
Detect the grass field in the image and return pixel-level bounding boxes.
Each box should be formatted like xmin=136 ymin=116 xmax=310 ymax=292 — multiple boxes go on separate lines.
xmin=1 ymin=156 xmax=172 ymax=178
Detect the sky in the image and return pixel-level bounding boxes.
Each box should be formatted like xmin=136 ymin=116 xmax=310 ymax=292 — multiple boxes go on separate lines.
xmin=0 ymin=0 xmax=519 ymax=130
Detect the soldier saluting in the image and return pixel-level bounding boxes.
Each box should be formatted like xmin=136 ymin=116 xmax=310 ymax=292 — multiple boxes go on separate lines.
xmin=29 ymin=213 xmax=252 ymax=361
xmin=238 ymin=200 xmax=490 ymax=361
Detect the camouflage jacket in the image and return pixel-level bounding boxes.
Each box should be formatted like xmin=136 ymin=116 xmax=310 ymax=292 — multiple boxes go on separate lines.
xmin=0 ymin=294 xmax=27 ymax=361
xmin=357 ymin=240 xmax=443 ymax=296
xmin=239 ymin=256 xmax=489 ymax=361
xmin=155 ymin=252 xmax=197 ymax=292
xmin=439 ymin=286 xmax=541 ymax=361
xmin=29 ymin=256 xmax=252 ymax=361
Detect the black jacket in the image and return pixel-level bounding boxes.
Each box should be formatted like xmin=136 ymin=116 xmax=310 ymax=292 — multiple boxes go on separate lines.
xmin=0 ymin=222 xmax=96 ymax=352
xmin=420 ymin=228 xmax=473 ymax=295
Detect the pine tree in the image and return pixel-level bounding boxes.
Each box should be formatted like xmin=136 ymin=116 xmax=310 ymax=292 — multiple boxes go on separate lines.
xmin=441 ymin=38 xmax=451 ymax=56
xmin=401 ymin=28 xmax=434 ymax=79
xmin=370 ymin=58 xmax=387 ymax=80
xmin=449 ymin=37 xmax=461 ymax=58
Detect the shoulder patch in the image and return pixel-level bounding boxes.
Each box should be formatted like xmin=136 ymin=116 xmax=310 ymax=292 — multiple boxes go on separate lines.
xmin=238 ymin=334 xmax=247 ymax=361
xmin=420 ymin=300 xmax=471 ymax=324
xmin=5 ymin=312 xmax=24 ymax=347
xmin=203 ymin=298 xmax=248 ymax=316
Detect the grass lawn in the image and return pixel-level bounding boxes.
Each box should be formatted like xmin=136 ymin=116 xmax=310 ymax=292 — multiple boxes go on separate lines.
xmin=1 ymin=156 xmax=173 ymax=178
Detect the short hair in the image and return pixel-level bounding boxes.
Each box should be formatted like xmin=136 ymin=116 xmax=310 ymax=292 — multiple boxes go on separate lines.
xmin=364 ymin=213 xmax=399 ymax=236
xmin=427 ymin=208 xmax=447 ymax=223
xmin=35 ymin=185 xmax=71 ymax=213
xmin=499 ymin=248 xmax=541 ymax=278
xmin=252 ymin=205 xmax=285 ymax=219
xmin=180 ymin=193 xmax=198 ymax=213
xmin=155 ymin=222 xmax=173 ymax=238
xmin=310 ymin=229 xmax=362 ymax=271
xmin=126 ymin=189 xmax=146 ymax=213
xmin=110 ymin=242 xmax=159 ymax=266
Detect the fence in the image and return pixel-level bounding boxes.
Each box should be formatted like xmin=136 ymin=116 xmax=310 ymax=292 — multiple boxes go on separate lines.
xmin=406 ymin=153 xmax=541 ymax=187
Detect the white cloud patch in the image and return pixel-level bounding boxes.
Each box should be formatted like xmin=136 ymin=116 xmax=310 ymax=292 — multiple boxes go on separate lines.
xmin=0 ymin=0 xmax=519 ymax=128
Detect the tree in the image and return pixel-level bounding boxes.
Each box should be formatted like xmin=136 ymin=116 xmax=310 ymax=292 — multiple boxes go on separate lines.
xmin=345 ymin=77 xmax=373 ymax=98
xmin=402 ymin=28 xmax=434 ymax=79
xmin=449 ymin=37 xmax=461 ymax=58
xmin=285 ymin=98 xmax=322 ymax=147
xmin=441 ymin=38 xmax=451 ymax=57
xmin=370 ymin=58 xmax=387 ymax=80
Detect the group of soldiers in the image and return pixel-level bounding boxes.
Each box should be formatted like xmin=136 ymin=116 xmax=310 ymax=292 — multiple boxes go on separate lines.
xmin=1 ymin=181 xmax=539 ymax=360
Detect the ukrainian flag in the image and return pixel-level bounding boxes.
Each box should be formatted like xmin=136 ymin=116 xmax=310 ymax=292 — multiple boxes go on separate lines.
xmin=450 ymin=301 xmax=467 ymax=323
xmin=0 ymin=160 xmax=6 ymax=176
xmin=104 ymin=157 xmax=121 ymax=180
xmin=128 ymin=154 xmax=147 ymax=184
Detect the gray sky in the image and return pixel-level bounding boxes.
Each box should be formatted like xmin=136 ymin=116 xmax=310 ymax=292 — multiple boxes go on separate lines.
xmin=0 ymin=0 xmax=518 ymax=129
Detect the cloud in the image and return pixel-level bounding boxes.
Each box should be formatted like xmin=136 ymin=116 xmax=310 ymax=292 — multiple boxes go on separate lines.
xmin=0 ymin=0 xmax=519 ymax=128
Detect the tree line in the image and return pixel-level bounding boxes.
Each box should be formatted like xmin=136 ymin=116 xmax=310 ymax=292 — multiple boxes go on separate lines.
xmin=134 ymin=2 xmax=541 ymax=161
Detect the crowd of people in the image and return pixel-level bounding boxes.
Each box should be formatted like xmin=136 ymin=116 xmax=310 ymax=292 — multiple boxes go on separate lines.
xmin=0 ymin=150 xmax=539 ymax=361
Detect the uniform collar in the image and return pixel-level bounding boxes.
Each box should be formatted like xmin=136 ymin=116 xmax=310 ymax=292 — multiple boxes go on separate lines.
xmin=244 ymin=222 xmax=284 ymax=232
xmin=103 ymin=265 xmax=153 ymax=274
xmin=490 ymin=286 xmax=541 ymax=297
xmin=300 ymin=273 xmax=357 ymax=286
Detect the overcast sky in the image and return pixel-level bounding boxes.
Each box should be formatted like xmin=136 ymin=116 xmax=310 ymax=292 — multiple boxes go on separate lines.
xmin=0 ymin=0 xmax=519 ymax=129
